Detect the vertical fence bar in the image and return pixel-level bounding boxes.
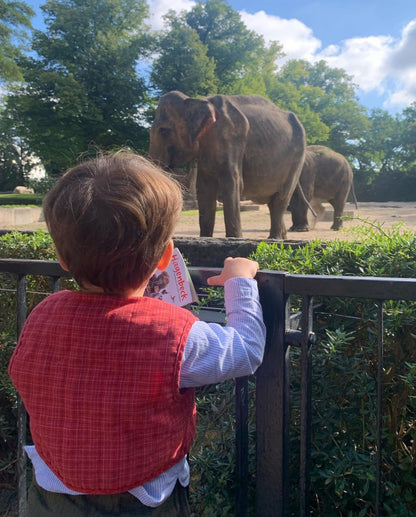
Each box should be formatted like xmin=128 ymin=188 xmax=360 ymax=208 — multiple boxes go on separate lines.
xmin=375 ymin=301 xmax=384 ymax=517
xmin=51 ymin=276 xmax=61 ymax=293
xmin=235 ymin=376 xmax=249 ymax=517
xmin=299 ymin=295 xmax=314 ymax=516
xmin=16 ymin=274 xmax=27 ymax=517
xmin=256 ymin=272 xmax=290 ymax=516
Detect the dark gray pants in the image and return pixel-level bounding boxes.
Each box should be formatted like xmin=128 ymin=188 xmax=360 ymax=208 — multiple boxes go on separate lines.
xmin=28 ymin=477 xmax=191 ymax=517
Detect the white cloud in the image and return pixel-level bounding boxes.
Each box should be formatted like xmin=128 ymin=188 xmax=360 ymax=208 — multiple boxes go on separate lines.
xmin=147 ymin=0 xmax=195 ymax=31
xmin=240 ymin=10 xmax=416 ymax=111
xmin=316 ymin=36 xmax=394 ymax=93
xmin=383 ymin=20 xmax=416 ymax=109
xmin=240 ymin=11 xmax=416 ymax=109
xmin=388 ymin=20 xmax=416 ymax=71
xmin=239 ymin=10 xmax=321 ymax=61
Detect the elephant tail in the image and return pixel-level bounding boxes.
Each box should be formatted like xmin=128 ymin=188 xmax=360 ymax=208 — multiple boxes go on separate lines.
xmin=295 ymin=182 xmax=317 ymax=218
xmin=350 ymin=181 xmax=358 ymax=209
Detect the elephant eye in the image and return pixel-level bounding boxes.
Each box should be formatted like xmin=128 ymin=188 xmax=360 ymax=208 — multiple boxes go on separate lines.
xmin=159 ymin=127 xmax=171 ymax=138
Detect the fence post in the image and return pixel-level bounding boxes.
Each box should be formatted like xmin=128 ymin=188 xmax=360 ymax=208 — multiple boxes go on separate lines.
xmin=16 ymin=274 xmax=27 ymax=517
xmin=299 ymin=295 xmax=314 ymax=516
xmin=235 ymin=376 xmax=249 ymax=516
xmin=256 ymin=272 xmax=289 ymax=516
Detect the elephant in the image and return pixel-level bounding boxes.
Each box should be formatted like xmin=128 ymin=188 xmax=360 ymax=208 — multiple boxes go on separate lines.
xmin=289 ymin=145 xmax=358 ymax=231
xmin=149 ymin=91 xmax=306 ymax=239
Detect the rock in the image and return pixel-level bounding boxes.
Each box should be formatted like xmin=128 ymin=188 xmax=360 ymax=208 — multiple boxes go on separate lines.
xmin=13 ymin=186 xmax=34 ymax=194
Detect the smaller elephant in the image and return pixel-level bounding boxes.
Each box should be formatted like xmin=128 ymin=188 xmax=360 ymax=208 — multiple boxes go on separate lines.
xmin=289 ymin=145 xmax=357 ymax=231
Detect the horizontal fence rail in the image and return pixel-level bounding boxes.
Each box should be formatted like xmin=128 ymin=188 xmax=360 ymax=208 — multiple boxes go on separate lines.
xmin=1 ymin=259 xmax=416 ymax=517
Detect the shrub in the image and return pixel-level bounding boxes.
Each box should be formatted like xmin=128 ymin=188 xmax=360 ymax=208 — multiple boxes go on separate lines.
xmin=252 ymin=222 xmax=416 ymax=515
xmin=0 ymin=194 xmax=43 ymax=206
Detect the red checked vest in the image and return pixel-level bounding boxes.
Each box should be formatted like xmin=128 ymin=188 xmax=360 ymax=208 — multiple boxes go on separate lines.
xmin=9 ymin=290 xmax=198 ymax=494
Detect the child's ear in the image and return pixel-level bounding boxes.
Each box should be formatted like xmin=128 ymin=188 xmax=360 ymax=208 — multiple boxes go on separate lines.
xmin=157 ymin=240 xmax=174 ymax=271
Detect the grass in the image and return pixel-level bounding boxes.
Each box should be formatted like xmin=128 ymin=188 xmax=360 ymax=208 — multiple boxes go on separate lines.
xmin=181 ymin=209 xmax=224 ymax=216
xmin=181 ymin=210 xmax=199 ymax=216
xmin=0 ymin=205 xmax=41 ymax=208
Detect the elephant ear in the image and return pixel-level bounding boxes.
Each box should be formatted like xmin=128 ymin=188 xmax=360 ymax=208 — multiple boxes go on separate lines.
xmin=184 ymin=98 xmax=217 ymax=144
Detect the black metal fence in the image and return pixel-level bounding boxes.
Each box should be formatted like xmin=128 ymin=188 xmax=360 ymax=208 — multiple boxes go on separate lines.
xmin=1 ymin=258 xmax=416 ymax=516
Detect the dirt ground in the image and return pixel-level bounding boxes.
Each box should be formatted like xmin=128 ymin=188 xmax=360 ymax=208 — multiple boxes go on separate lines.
xmin=174 ymin=201 xmax=416 ymax=241
xmin=2 ymin=201 xmax=416 ymax=241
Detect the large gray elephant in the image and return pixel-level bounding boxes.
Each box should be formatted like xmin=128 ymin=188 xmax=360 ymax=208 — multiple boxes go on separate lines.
xmin=149 ymin=91 xmax=306 ymax=239
xmin=289 ymin=145 xmax=357 ymax=231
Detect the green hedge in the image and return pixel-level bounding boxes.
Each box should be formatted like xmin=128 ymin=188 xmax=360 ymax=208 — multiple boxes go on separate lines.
xmin=0 ymin=194 xmax=43 ymax=206
xmin=1 ymin=225 xmax=416 ymax=515
xmin=252 ymin=222 xmax=416 ymax=516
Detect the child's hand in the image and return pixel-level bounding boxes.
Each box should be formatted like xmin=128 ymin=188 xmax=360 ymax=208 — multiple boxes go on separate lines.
xmin=207 ymin=257 xmax=259 ymax=286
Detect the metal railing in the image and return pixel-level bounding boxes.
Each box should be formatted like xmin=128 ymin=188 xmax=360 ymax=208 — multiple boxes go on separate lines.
xmin=1 ymin=258 xmax=416 ymax=516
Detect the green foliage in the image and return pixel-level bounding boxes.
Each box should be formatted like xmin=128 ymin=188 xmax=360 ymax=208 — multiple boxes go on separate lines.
xmin=0 ymin=193 xmax=43 ymax=205
xmin=0 ymin=231 xmax=74 ymax=337
xmin=0 ymin=230 xmax=55 ymax=260
xmin=8 ymin=0 xmax=152 ymax=174
xmin=0 ymin=337 xmax=18 ymax=515
xmin=252 ymin=223 xmax=416 ymax=514
xmin=0 ymin=100 xmax=37 ymax=191
xmin=267 ymin=60 xmax=331 ymax=144
xmin=186 ymin=0 xmax=277 ymax=94
xmin=0 ymin=0 xmax=34 ymax=82
xmin=151 ymin=13 xmax=218 ymax=96
xmin=151 ymin=0 xmax=283 ymax=97
xmin=190 ymin=381 xmax=242 ymax=516
xmin=268 ymin=59 xmax=370 ymax=156
xmin=354 ymin=104 xmax=416 ymax=201
xmin=254 ymin=221 xmax=416 ymax=278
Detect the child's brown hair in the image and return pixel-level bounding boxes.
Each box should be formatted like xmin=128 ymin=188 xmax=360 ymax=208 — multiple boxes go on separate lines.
xmin=43 ymin=152 xmax=183 ymax=293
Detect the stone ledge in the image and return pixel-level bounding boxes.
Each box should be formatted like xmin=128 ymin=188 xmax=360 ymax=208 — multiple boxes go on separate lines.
xmin=173 ymin=237 xmax=307 ymax=267
xmin=0 ymin=207 xmax=43 ymax=226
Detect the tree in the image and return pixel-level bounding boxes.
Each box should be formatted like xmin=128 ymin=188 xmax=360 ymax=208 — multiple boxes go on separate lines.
xmin=299 ymin=60 xmax=369 ymax=156
xmin=151 ymin=0 xmax=283 ymax=97
xmin=0 ymin=99 xmax=34 ymax=190
xmin=0 ymin=0 xmax=34 ymax=81
xmin=266 ymin=61 xmax=330 ymax=144
xmin=150 ymin=13 xmax=217 ymax=96
xmin=186 ymin=0 xmax=282 ymax=94
xmin=400 ymin=102 xmax=416 ymax=167
xmin=361 ymin=104 xmax=416 ymax=201
xmin=8 ymin=0 xmax=152 ymax=174
xmin=269 ymin=59 xmax=369 ymax=157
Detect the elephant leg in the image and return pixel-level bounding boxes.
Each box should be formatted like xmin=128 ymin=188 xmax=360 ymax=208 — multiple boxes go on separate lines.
xmin=329 ymin=198 xmax=345 ymax=230
xmin=221 ymin=183 xmax=243 ymax=238
xmin=268 ymin=192 xmax=287 ymax=239
xmin=307 ymin=199 xmax=324 ymax=230
xmin=288 ymin=188 xmax=309 ymax=232
xmin=197 ymin=175 xmax=218 ymax=237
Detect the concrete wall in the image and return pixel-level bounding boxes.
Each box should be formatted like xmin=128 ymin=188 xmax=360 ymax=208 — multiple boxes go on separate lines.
xmin=0 ymin=207 xmax=43 ymax=227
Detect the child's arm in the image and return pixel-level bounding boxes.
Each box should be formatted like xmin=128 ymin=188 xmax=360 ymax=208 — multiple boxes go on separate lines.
xmin=180 ymin=257 xmax=266 ymax=388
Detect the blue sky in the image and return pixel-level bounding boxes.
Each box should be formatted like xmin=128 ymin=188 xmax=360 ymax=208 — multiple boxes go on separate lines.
xmin=27 ymin=0 xmax=416 ymax=114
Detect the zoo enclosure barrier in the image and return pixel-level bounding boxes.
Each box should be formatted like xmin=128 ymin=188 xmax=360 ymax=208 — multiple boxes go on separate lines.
xmin=1 ymin=258 xmax=416 ymax=517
